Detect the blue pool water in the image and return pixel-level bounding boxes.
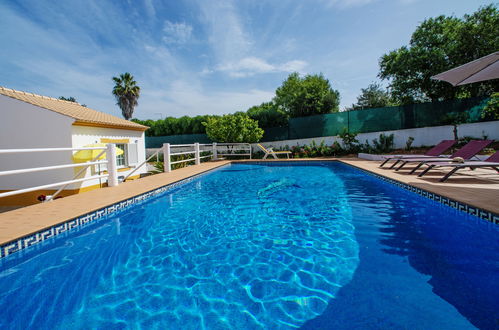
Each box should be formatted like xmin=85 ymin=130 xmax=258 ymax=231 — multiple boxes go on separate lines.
xmin=0 ymin=162 xmax=498 ymax=329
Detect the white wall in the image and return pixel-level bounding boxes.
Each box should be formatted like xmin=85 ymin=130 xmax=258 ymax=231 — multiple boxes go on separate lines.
xmin=0 ymin=95 xmax=147 ymax=193
xmin=255 ymin=121 xmax=499 ymax=150
xmin=0 ymin=95 xmax=75 ymax=189
xmin=71 ymin=125 xmax=147 ymax=188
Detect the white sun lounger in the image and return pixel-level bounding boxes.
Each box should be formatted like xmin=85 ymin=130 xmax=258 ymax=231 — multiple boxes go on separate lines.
xmin=257 ymin=144 xmax=292 ymax=159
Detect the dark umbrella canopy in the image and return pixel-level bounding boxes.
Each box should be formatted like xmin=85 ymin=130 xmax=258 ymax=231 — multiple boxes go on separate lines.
xmin=431 ymin=51 xmax=499 ymax=86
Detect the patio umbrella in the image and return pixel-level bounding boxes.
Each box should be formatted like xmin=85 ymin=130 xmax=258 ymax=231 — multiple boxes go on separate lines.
xmin=72 ymin=143 xmax=124 ymax=163
xmin=431 ymin=51 xmax=499 ymax=86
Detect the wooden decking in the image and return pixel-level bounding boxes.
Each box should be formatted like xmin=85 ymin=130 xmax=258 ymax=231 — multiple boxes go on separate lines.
xmin=0 ymin=158 xmax=498 ymax=247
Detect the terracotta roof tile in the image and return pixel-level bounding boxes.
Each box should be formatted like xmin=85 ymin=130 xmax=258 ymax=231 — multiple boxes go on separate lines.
xmin=0 ymin=87 xmax=148 ymax=131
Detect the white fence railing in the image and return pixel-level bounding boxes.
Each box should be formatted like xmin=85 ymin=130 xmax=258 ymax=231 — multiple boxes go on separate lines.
xmin=0 ymin=142 xmax=252 ymax=200
xmin=0 ymin=144 xmax=119 ymax=201
xmin=162 ymin=142 xmax=250 ymax=172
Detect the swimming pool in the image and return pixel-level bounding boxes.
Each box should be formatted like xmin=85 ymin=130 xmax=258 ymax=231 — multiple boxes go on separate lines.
xmin=0 ymin=162 xmax=497 ymax=329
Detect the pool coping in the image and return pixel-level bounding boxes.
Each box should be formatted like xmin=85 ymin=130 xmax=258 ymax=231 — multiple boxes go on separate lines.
xmin=337 ymin=159 xmax=499 ymax=222
xmin=0 ymin=161 xmax=231 ymax=258
xmin=1 ymin=158 xmax=497 ymax=259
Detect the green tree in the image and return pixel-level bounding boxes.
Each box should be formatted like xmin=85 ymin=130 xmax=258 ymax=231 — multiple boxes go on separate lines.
xmin=274 ymin=72 xmax=340 ymax=117
xmin=132 ymin=119 xmax=155 ymax=136
xmin=247 ymin=101 xmax=287 ymax=127
xmin=347 ymin=82 xmax=395 ymax=110
xmin=59 ymin=96 xmax=87 ymax=107
xmin=133 ymin=115 xmax=219 ymax=136
xmin=379 ymin=5 xmax=499 ymax=104
xmin=203 ymin=113 xmax=264 ymax=143
xmin=59 ymin=96 xmax=77 ymax=102
xmin=112 ymin=72 xmax=140 ymax=120
xmin=481 ymin=92 xmax=499 ymax=120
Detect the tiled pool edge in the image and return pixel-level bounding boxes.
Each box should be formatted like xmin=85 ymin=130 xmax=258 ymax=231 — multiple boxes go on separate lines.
xmin=2 ymin=159 xmax=497 ymax=259
xmin=0 ymin=164 xmax=230 ymax=259
xmin=339 ymin=161 xmax=499 ymax=225
xmin=234 ymin=160 xmax=499 ymax=225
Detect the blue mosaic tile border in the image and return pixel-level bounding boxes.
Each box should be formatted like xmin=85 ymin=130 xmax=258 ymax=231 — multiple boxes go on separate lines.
xmin=235 ymin=160 xmax=499 ymax=225
xmin=2 ymin=160 xmax=496 ymax=259
xmin=340 ymin=162 xmax=499 ymax=225
xmin=0 ymin=165 xmax=228 ymax=259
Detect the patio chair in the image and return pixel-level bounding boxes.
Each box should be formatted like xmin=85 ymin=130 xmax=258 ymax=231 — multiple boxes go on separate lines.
xmin=394 ymin=140 xmax=494 ymax=173
xmin=257 ymin=144 xmax=292 ymax=159
xmin=417 ymin=151 xmax=499 ymax=182
xmin=379 ymin=140 xmax=456 ymax=168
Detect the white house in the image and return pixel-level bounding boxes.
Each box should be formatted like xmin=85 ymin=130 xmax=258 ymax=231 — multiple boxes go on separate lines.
xmin=0 ymin=87 xmax=149 ymax=206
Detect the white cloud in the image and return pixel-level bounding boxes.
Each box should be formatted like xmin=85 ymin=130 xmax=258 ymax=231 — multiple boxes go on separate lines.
xmin=217 ymin=57 xmax=274 ymax=76
xmin=216 ymin=57 xmax=307 ymax=77
xmin=196 ymin=1 xmax=307 ymax=78
xmin=162 ymin=21 xmax=193 ymax=44
xmin=197 ymin=0 xmax=251 ymax=62
xmin=279 ymin=60 xmax=308 ymax=73
xmin=143 ymin=0 xmax=156 ymax=17
xmin=138 ymin=79 xmax=275 ymax=117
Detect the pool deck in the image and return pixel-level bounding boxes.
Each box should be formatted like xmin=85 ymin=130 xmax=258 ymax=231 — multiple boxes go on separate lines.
xmin=1 ymin=158 xmax=498 ymax=246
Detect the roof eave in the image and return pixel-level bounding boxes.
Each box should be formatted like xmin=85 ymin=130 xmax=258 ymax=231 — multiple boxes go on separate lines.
xmin=72 ymin=121 xmax=149 ymax=132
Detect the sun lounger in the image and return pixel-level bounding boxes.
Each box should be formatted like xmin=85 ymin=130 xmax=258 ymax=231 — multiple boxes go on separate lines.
xmin=417 ymin=151 xmax=499 ymax=182
xmin=379 ymin=140 xmax=456 ymax=168
xmin=394 ymin=140 xmax=493 ymax=173
xmin=257 ymin=144 xmax=292 ymax=159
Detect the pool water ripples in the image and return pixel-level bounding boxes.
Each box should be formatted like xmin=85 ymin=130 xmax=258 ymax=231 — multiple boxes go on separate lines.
xmin=0 ymin=163 xmax=360 ymax=329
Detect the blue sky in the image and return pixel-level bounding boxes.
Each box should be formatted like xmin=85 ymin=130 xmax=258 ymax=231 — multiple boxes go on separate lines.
xmin=0 ymin=0 xmax=492 ymax=120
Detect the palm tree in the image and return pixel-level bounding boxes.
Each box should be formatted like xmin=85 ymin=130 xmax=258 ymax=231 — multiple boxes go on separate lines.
xmin=112 ymin=73 xmax=140 ymax=120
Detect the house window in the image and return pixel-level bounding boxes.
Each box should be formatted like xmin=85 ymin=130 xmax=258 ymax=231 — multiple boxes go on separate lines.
xmin=116 ymin=144 xmax=126 ymax=167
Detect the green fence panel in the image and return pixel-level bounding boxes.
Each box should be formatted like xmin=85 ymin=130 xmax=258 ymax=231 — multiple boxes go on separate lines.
xmin=286 ymin=112 xmax=348 ymax=139
xmin=412 ymin=97 xmax=486 ymax=128
xmin=261 ymin=126 xmax=289 ymax=142
xmin=324 ymin=112 xmax=349 ymax=136
xmin=288 ymin=115 xmax=325 ymax=139
xmin=260 ymin=97 xmax=487 ymax=141
xmin=145 ymin=97 xmax=489 ymax=145
xmin=347 ymin=106 xmax=402 ymax=133
xmin=146 ymin=134 xmax=211 ymax=148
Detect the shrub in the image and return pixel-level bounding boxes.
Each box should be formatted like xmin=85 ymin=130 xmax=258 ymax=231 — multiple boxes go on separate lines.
xmin=290 ymin=140 xmax=343 ymax=158
xmin=481 ymin=92 xmax=499 ymax=120
xmin=338 ymin=128 xmax=360 ymax=153
xmin=148 ymin=151 xmax=211 ymax=174
xmin=442 ymin=112 xmax=470 ymax=140
xmin=203 ymin=113 xmax=264 ymax=143
xmin=371 ymin=133 xmax=395 ymax=153
xmin=405 ymin=137 xmax=415 ymax=151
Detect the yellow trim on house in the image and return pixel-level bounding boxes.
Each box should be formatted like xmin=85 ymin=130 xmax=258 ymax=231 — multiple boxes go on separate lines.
xmin=100 ymin=167 xmax=134 ymax=174
xmin=72 ymin=121 xmax=148 ymax=132
xmin=125 ymin=174 xmax=141 ymax=180
xmin=100 ymin=138 xmax=130 ymax=144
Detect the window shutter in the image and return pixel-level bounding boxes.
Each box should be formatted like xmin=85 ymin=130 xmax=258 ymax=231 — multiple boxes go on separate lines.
xmin=126 ymin=143 xmax=139 ymax=166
